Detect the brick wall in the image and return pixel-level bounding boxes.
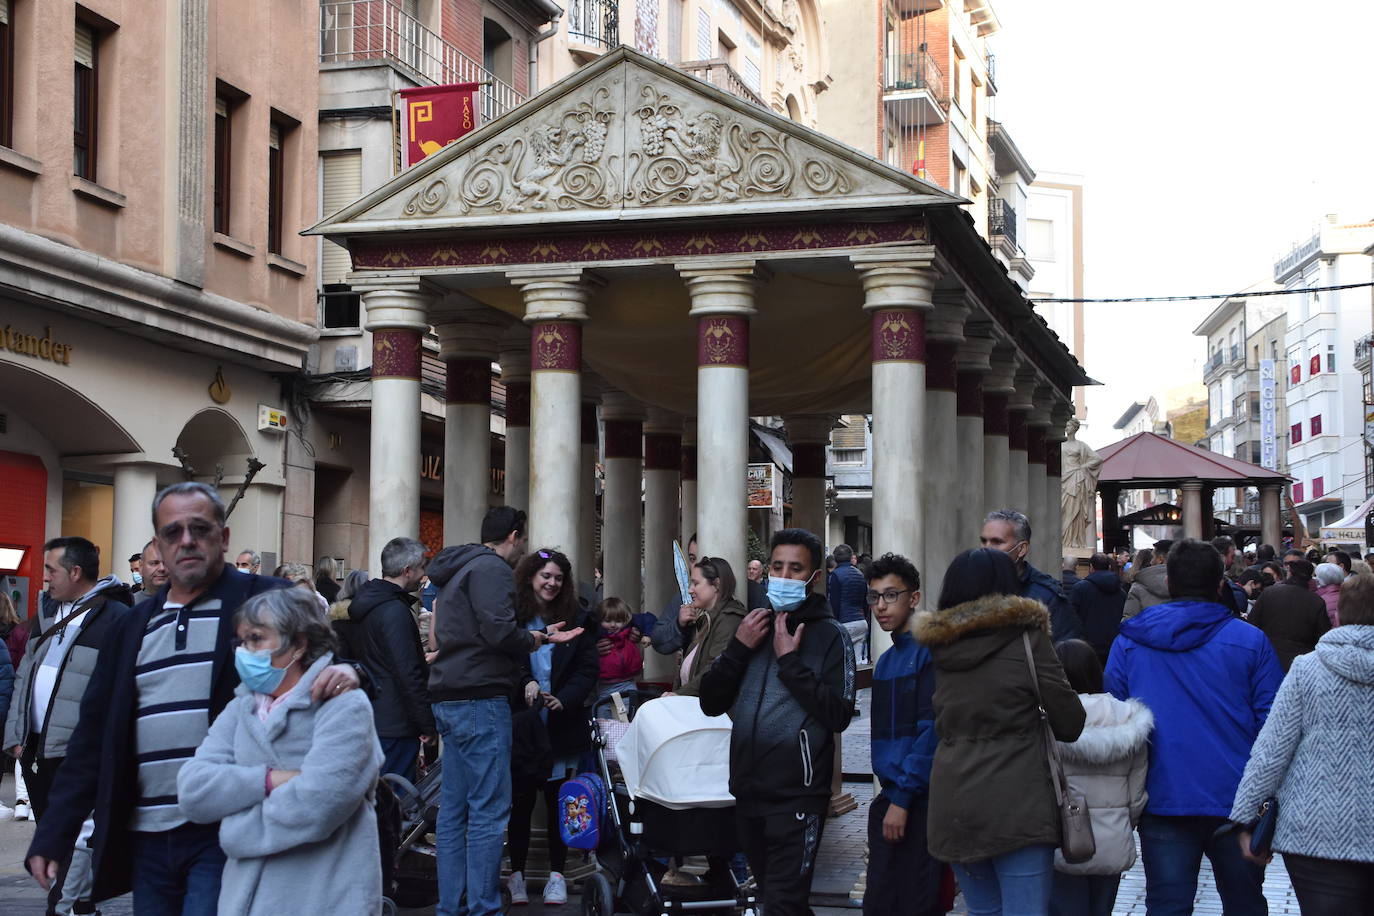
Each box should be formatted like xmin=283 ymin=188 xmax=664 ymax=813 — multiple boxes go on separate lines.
xmin=443 ymin=0 xmax=484 ymax=64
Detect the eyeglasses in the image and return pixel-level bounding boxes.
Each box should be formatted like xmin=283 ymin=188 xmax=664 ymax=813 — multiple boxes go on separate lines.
xmin=158 ymin=520 xmax=218 ymax=543
xmin=866 ymin=588 xmax=912 ymax=606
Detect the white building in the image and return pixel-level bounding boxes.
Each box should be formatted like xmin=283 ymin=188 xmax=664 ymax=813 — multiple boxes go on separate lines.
xmin=1277 ymin=217 xmax=1374 ymax=535
xmin=1026 ymin=171 xmax=1085 ymax=419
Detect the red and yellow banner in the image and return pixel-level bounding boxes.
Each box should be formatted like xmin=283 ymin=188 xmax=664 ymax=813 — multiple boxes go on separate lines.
xmin=399 ymin=83 xmax=480 ymax=169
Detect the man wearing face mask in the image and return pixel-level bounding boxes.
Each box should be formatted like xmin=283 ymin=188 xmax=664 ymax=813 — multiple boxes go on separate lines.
xmin=700 ymin=528 xmax=856 ymax=916
xmin=979 ymin=509 xmax=1083 ymax=642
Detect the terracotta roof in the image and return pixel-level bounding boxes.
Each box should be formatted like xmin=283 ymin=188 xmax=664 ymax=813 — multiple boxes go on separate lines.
xmin=1096 ymin=431 xmax=1290 ymax=486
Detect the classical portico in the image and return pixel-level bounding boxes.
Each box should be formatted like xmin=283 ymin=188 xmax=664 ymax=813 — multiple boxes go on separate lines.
xmin=310 ymin=47 xmax=1089 ymax=611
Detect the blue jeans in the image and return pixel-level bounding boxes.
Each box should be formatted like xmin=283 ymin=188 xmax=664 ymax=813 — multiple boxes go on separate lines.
xmin=380 ymin=736 xmax=421 ymax=784
xmin=130 ymin=822 xmax=227 ymax=916
xmin=951 ymin=843 xmax=1054 ymax=916
xmin=433 ymin=698 xmax=512 ymax=916
xmin=1138 ymin=813 xmax=1267 ymax=916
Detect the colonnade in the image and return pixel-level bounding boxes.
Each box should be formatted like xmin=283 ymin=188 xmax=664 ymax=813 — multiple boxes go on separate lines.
xmin=357 ymin=248 xmax=1077 ymax=618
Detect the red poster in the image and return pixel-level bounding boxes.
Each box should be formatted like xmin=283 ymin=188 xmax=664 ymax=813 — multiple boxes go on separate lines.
xmin=399 ymin=83 xmax=480 ymax=169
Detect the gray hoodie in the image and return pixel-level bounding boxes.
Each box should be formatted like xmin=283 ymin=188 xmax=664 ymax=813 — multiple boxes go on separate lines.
xmin=1122 ymin=564 xmax=1170 ymax=620
xmin=425 ymin=544 xmax=534 ymax=702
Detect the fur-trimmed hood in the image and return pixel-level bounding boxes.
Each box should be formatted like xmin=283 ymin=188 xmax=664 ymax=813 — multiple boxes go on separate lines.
xmin=1057 ymin=695 xmax=1153 ymax=765
xmin=913 ymin=594 xmax=1051 ymax=672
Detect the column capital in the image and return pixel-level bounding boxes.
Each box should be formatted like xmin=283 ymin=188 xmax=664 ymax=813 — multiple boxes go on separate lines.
xmin=1181 ymin=479 xmax=1204 ymax=493
xmin=1258 ymin=481 xmax=1284 ymax=493
xmin=983 ymin=341 xmax=1021 ymax=393
xmin=784 ymin=414 xmax=837 ymax=445
xmin=956 ymin=334 xmax=997 ymax=373
xmin=361 ymin=286 xmax=431 ymax=333
xmin=928 ymin=293 xmax=971 ymax=342
xmin=679 ymin=261 xmax=767 ymax=317
xmin=1047 ymin=401 xmax=1076 ymax=444
xmin=1025 ymin=383 xmax=1055 ymax=428
xmin=435 ymin=321 xmax=499 ymax=362
xmin=509 ymin=268 xmax=601 ymax=323
xmin=498 ymin=328 xmax=531 ymax=382
xmin=1009 ymin=364 xmax=1040 ymax=413
xmin=852 ymin=249 xmax=938 ymax=313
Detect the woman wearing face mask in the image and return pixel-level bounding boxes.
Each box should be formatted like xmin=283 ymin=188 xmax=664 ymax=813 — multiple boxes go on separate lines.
xmin=505 ymin=548 xmax=598 ymax=908
xmin=672 ymin=557 xmax=747 ymax=697
xmin=177 ymin=587 xmax=382 ymax=916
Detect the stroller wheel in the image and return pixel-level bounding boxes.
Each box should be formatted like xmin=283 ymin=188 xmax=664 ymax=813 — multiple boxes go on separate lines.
xmin=380 ymin=897 xmax=398 ymax=916
xmin=581 ymin=872 xmax=615 ymax=916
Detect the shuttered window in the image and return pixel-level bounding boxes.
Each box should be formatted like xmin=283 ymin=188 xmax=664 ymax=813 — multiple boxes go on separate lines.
xmin=319 ymin=151 xmax=361 ymax=286
xmin=267 ymin=122 xmax=283 ymax=253
xmin=213 ymin=95 xmax=231 ymax=234
xmin=831 ymin=415 xmax=868 ymax=464
xmin=696 ymin=8 xmax=711 ymax=60
xmin=73 ymin=20 xmax=97 ymax=179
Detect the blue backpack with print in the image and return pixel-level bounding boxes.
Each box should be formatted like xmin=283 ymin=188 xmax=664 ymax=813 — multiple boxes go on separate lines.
xmin=557 ymin=772 xmax=608 ymax=850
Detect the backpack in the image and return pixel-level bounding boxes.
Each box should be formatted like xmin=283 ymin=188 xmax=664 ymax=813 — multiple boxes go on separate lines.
xmin=557 ymin=772 xmax=608 ymax=850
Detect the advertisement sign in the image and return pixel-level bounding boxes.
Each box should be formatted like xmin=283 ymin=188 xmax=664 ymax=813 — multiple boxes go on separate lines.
xmin=1365 ymin=407 xmax=1374 ymax=448
xmin=399 ymin=83 xmax=480 ymax=169
xmin=1259 ymin=359 xmax=1278 ymax=470
xmin=747 ymin=463 xmax=777 ymax=509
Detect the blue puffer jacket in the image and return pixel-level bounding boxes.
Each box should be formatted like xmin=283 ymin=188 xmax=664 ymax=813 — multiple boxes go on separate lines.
xmin=870 ymin=629 xmax=936 ymax=809
xmin=1105 ymin=599 xmax=1283 ymax=817
xmin=828 ymin=563 xmax=867 ymax=624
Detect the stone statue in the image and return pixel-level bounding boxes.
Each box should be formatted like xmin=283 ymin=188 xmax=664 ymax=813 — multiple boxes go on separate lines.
xmin=1061 ymin=418 xmax=1103 ymax=555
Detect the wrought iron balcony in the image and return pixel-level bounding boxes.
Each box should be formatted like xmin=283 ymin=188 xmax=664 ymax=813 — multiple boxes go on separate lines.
xmin=320 ymin=0 xmax=524 ymax=120
xmin=1203 ymin=351 xmax=1225 ymax=377
xmin=989 ymin=198 xmax=1016 ymax=248
xmin=884 ymin=52 xmax=948 ymax=103
xmin=567 ymin=0 xmax=619 ymax=51
xmin=678 ymin=58 xmax=766 ymax=108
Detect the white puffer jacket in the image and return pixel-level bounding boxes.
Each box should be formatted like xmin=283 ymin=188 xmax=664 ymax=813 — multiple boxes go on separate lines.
xmin=1054 ymin=694 xmax=1153 ymax=875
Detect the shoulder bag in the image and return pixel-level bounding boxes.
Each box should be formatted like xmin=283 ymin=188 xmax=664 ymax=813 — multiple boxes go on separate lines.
xmin=1021 ymin=630 xmax=1096 ymax=864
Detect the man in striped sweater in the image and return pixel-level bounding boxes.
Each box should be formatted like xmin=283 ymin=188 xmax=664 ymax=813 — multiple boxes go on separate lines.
xmin=26 ymin=482 xmax=365 ymax=914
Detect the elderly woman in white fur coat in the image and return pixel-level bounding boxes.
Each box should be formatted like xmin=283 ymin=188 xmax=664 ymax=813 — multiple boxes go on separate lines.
xmin=178 ymin=587 xmax=383 ymax=916
xmin=1050 ymin=639 xmax=1153 ymax=916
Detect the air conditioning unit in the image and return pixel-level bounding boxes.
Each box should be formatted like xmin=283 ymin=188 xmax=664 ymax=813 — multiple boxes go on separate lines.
xmin=257 ymin=405 xmax=288 ymax=433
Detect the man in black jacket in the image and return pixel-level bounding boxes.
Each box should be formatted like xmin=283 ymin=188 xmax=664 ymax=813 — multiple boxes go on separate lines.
xmin=701 ymin=528 xmax=856 ymax=916
xmin=1067 ymin=552 xmax=1125 ymax=666
xmin=349 ymin=536 xmax=437 ymax=782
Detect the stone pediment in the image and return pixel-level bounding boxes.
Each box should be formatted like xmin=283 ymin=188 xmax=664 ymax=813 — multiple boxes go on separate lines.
xmin=310 ymin=46 xmax=962 ymax=238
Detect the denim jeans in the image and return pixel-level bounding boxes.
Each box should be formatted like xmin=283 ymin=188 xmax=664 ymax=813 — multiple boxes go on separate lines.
xmin=433 ymin=698 xmax=512 ymax=916
xmin=950 ymin=843 xmax=1054 ymax=916
xmin=1137 ymin=813 xmax=1267 ymax=916
xmin=130 ymin=822 xmax=227 ymax=916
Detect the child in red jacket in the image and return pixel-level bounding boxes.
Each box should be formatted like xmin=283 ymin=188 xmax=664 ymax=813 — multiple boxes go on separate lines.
xmin=595 ymin=597 xmax=643 ymax=698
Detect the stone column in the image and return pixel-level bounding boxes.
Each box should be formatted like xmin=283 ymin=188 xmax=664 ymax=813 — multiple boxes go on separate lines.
xmin=1100 ymin=485 xmax=1122 ymax=554
xmin=511 ymin=269 xmax=594 ymax=569
xmin=601 ymin=391 xmax=644 ymax=608
xmin=680 ymin=421 xmax=698 ymax=547
xmin=436 ymin=320 xmax=498 ymax=547
xmin=1181 ymin=480 xmax=1205 ymax=540
xmin=852 ymin=247 xmax=936 ymax=630
xmin=786 ymin=415 xmax=834 ymax=548
xmin=578 ymin=378 xmax=603 ymax=585
xmin=499 ymin=329 xmax=531 ymax=513
xmin=1025 ymin=384 xmax=1053 ymax=573
xmin=1259 ymin=483 xmax=1283 ymax=549
xmin=982 ymin=342 xmax=1019 ymax=518
xmin=1007 ymin=365 xmax=1036 ymax=518
xmin=113 ymin=464 xmax=159 ymax=580
xmin=922 ymin=296 xmax=967 ymax=606
xmin=955 ymin=333 xmax=995 ymax=549
xmin=643 ymin=410 xmax=682 ymax=681
xmin=1046 ymin=400 xmax=1074 ymax=566
xmin=679 ymin=261 xmax=762 ymax=579
xmin=362 ymin=285 xmax=430 ymax=575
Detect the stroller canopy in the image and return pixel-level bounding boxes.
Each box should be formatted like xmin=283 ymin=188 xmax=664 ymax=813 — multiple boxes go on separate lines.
xmin=617 ymin=696 xmax=734 ymax=810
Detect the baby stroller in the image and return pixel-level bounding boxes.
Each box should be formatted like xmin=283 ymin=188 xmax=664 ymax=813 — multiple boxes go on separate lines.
xmin=582 ymin=692 xmax=759 ymax=916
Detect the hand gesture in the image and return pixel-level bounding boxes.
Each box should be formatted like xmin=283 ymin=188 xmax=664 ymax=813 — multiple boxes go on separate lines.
xmin=524 ymin=680 xmax=541 ymax=707
xmin=678 ymin=604 xmax=698 ymax=627
xmin=735 ymin=608 xmax=772 ymax=649
xmin=882 ymin=802 xmax=908 ymax=843
xmin=596 ymin=638 xmax=613 ymax=657
xmin=545 ymin=622 xmax=584 ymax=644
xmin=772 ymin=612 xmax=804 ymax=657
xmin=311 ymin=663 xmax=361 ymax=702
xmin=541 ymin=691 xmax=564 ymax=712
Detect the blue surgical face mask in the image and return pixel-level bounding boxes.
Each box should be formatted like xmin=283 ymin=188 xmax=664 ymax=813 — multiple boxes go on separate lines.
xmin=235 ymin=645 xmax=294 ymax=694
xmin=132 ymin=572 xmax=143 ymax=586
xmin=767 ymin=575 xmax=812 ymax=612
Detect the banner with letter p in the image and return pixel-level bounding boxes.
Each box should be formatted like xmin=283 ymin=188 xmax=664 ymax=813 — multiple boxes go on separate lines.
xmin=399 ymin=83 xmax=480 ymax=169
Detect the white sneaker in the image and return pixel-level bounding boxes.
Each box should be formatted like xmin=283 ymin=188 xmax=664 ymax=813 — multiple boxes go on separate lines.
xmin=507 ymin=870 xmax=528 ymax=906
xmin=543 ymin=871 xmax=567 ymax=906
xmin=13 ymin=801 xmax=30 ymax=820
xmin=0 ymin=804 xmax=12 ymax=819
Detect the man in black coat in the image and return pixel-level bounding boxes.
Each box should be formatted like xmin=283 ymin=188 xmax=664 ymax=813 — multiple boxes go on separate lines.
xmin=349 ymin=536 xmax=437 ymax=783
xmin=1068 ymin=552 xmax=1125 ymax=666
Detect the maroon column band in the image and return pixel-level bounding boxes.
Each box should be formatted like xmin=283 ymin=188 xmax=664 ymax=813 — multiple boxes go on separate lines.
xmin=1008 ymin=410 xmax=1029 ymax=451
xmin=372 ymin=329 xmax=422 ymax=381
xmin=956 ymin=371 xmax=984 ymax=417
xmin=792 ymin=443 xmax=827 ymax=479
xmin=925 ymin=340 xmax=958 ymax=391
xmin=1026 ymin=426 xmax=1048 ymax=465
xmin=531 ymin=321 xmax=582 ymax=372
xmin=983 ymin=392 xmax=1010 ymax=436
xmin=697 ymin=315 xmax=750 ymax=368
xmin=871 ymin=309 xmax=926 ymax=362
xmin=504 ymin=381 xmax=530 ymax=428
xmin=604 ymin=419 xmax=643 ymax=460
xmin=681 ymin=444 xmax=698 ymax=482
xmin=444 ymin=357 xmax=491 ymax=405
xmin=644 ymin=434 xmax=683 ymax=471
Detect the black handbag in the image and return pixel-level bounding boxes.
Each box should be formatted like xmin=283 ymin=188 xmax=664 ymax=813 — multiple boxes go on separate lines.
xmin=1249 ymin=797 xmax=1278 ymax=857
xmin=1022 ymin=632 xmax=1096 ymax=864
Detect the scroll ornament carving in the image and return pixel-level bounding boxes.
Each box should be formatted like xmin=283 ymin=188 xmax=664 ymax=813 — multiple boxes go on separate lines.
xmin=456 ymin=86 xmax=619 ymax=214
xmin=628 ymin=85 xmax=851 ymax=205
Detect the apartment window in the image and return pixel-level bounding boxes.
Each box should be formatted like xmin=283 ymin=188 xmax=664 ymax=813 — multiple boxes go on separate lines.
xmin=1290 ymin=422 xmax=1302 ymax=445
xmin=320 ymin=150 xmax=362 ymax=327
xmin=0 ymin=0 xmax=13 ymax=149
xmin=73 ymin=20 xmax=97 ymax=179
xmin=1026 ymin=219 xmax=1054 ymax=259
xmin=1327 ymin=343 xmax=1336 ymax=374
xmin=1311 ymin=414 xmax=1322 ymax=437
xmin=267 ymin=123 xmax=283 ymax=254
xmin=1313 ymin=476 xmax=1324 ymax=500
xmin=213 ymin=95 xmax=232 ymax=234
xmin=1294 ymin=481 xmax=1305 ymax=503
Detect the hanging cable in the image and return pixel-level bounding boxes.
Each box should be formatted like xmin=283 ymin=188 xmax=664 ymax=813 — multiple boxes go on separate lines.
xmin=1030 ymin=280 xmax=1374 ymax=304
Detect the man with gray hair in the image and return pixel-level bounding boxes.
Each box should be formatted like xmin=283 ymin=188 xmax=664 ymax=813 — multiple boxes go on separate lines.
xmin=979 ymin=509 xmax=1083 ymax=642
xmin=348 ymin=536 xmax=437 ymax=782
xmin=27 ymin=482 xmax=364 ymax=913
xmin=233 ymin=550 xmax=261 ymax=574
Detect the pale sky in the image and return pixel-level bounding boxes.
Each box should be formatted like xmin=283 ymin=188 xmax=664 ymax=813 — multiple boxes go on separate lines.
xmin=989 ymin=0 xmax=1374 ymax=448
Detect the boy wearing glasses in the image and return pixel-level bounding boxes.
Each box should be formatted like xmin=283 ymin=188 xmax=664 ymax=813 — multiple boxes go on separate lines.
xmin=864 ymin=553 xmax=941 ymax=916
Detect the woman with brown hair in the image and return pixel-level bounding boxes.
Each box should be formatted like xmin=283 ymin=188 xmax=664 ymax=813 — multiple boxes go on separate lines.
xmin=672 ymin=556 xmax=748 ymax=697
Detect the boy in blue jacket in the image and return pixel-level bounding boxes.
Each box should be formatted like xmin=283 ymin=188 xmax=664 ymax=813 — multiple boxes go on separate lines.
xmin=864 ymin=553 xmax=940 ymax=916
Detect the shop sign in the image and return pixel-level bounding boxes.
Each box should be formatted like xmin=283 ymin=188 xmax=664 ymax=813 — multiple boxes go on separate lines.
xmin=1259 ymin=359 xmax=1277 ymax=469
xmin=2 ymin=325 xmax=73 ymax=365
xmin=748 ymin=463 xmax=778 ymax=509
xmin=422 ymin=453 xmax=442 ymax=481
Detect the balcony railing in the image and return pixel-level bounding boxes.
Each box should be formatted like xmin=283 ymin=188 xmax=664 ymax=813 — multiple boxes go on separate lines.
xmin=883 ymin=52 xmax=948 ymax=108
xmin=678 ymin=58 xmax=766 ymax=108
xmin=1230 ymin=343 xmax=1242 ymax=364
xmin=320 ymin=0 xmax=525 ymax=122
xmin=989 ymin=198 xmax=1016 ymax=247
xmin=985 ymin=52 xmax=997 ymax=94
xmin=567 ymin=0 xmax=619 ymax=50
xmin=1204 ymin=351 xmax=1224 ymax=376
xmin=1355 ymin=333 xmax=1374 ymax=366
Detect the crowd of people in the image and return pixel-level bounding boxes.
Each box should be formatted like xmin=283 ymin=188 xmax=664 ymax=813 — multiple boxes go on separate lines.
xmin=1 ymin=491 xmax=1372 ymax=915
